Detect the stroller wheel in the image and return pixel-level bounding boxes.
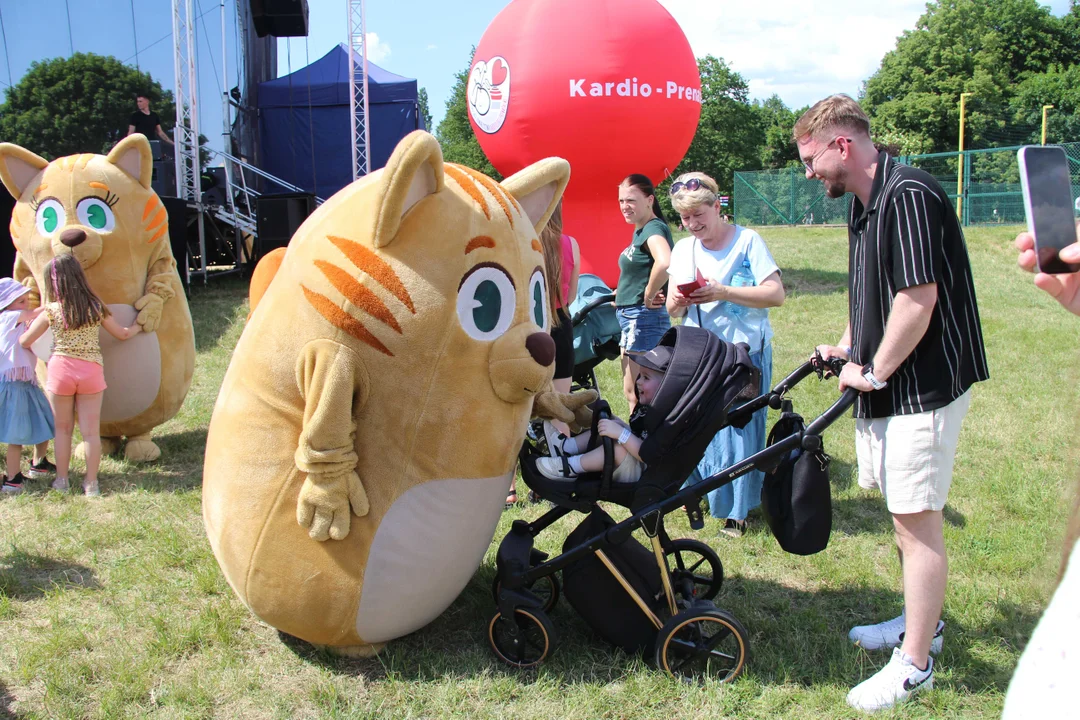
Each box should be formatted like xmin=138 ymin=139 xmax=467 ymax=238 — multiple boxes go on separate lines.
xmin=654 ymin=607 xmax=749 ymax=683
xmin=491 ymin=573 xmax=560 ymax=613
xmin=665 ymin=539 xmax=723 ymax=602
xmin=488 ymin=607 xmax=558 ymax=669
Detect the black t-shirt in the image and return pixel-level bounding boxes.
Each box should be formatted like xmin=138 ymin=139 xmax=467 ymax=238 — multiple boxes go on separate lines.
xmin=847 ymin=152 xmax=989 ymax=418
xmin=129 ymin=110 xmax=161 ymax=138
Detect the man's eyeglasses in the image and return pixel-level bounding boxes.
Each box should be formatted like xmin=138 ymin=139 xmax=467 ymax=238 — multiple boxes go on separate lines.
xmin=670 ymin=178 xmax=708 ymax=196
xmin=802 ymin=136 xmax=849 ymax=174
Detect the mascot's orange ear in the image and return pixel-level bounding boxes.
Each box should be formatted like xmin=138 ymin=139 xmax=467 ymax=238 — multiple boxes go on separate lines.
xmin=501 ymin=157 xmax=571 ymax=234
xmin=106 ymin=134 xmax=154 ymax=190
xmin=248 ymin=247 xmax=287 ymax=319
xmin=0 ymin=143 xmax=49 ymax=200
xmin=372 ymin=131 xmax=445 ymax=249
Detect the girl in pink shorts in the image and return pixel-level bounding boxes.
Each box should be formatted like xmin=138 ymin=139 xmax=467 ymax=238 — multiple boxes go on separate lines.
xmin=20 ymin=255 xmax=141 ymax=496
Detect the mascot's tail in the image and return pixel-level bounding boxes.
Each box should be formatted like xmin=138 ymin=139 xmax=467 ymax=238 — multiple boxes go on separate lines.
xmin=248 ymin=247 xmax=287 ymax=319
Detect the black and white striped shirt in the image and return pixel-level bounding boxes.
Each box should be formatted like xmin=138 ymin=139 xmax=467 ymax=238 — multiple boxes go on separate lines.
xmin=847 ymin=153 xmax=989 ymax=419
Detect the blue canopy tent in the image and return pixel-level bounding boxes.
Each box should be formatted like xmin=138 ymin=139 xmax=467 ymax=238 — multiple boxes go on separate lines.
xmin=258 ymin=44 xmax=424 ymax=199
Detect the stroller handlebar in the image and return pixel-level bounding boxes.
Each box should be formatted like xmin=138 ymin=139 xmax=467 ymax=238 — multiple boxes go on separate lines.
xmin=803 ymin=387 xmax=859 ymax=449
xmin=571 ymin=294 xmax=616 ymax=327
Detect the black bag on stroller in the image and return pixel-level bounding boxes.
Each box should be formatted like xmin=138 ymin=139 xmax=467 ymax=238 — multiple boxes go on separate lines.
xmin=561 ymin=508 xmax=664 ymax=654
xmin=760 ymin=399 xmax=832 ymax=555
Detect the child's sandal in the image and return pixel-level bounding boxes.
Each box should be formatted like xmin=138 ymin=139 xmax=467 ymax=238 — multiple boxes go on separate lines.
xmin=52 ymin=477 xmax=69 ymax=491
xmin=83 ymin=481 xmax=101 ymax=497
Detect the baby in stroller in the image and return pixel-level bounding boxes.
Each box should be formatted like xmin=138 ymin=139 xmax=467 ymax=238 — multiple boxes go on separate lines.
xmin=536 ymin=343 xmax=671 ymax=485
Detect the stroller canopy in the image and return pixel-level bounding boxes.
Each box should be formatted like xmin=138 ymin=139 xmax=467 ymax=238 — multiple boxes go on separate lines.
xmin=636 ymin=326 xmax=756 ymax=493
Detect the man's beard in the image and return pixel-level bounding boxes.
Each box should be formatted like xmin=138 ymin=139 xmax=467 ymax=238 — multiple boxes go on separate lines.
xmin=824 ymin=167 xmax=848 ymax=199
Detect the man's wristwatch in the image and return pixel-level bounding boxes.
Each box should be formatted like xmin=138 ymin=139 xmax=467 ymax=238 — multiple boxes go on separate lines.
xmin=861 ymin=362 xmax=888 ymax=391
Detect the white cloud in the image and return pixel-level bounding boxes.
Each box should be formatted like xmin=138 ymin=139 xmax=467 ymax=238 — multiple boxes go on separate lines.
xmin=365 ymin=32 xmax=390 ymax=64
xmin=658 ymin=0 xmax=928 ymax=109
xmin=426 ymin=44 xmax=438 ymax=51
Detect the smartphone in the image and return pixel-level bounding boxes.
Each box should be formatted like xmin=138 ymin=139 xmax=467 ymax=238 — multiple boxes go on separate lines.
xmin=677 ymin=279 xmax=703 ymax=295
xmin=676 ymin=269 xmax=707 ymax=296
xmin=1018 ymin=146 xmax=1080 ymax=274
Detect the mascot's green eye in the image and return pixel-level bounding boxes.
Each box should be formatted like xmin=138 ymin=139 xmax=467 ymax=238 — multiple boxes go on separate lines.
xmin=34 ymin=199 xmax=66 ymax=236
xmin=76 ymin=197 xmax=116 ymax=232
xmin=457 ymin=264 xmax=516 ymax=341
xmin=529 ymin=269 xmax=548 ymax=330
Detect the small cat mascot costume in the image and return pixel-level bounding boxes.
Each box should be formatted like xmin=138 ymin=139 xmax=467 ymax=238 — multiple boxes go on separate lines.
xmin=0 ymin=135 xmax=195 ymax=462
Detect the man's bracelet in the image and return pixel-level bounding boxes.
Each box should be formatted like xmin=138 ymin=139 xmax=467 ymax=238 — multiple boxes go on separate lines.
xmin=618 ymin=427 xmax=632 ymax=445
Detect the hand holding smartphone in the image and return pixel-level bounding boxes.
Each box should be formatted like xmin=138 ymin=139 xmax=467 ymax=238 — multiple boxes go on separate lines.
xmin=1018 ymin=145 xmax=1080 ymax=274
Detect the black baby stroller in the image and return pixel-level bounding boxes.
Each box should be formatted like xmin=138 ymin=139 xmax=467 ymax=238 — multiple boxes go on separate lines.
xmin=489 ymin=325 xmax=856 ymax=681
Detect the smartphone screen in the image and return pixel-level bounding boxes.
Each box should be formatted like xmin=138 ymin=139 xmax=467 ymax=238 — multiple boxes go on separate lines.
xmin=1018 ymin=146 xmax=1080 ymax=274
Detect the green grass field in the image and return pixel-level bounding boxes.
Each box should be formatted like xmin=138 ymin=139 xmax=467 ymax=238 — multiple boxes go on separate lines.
xmin=1 ymin=224 xmax=1077 ymax=719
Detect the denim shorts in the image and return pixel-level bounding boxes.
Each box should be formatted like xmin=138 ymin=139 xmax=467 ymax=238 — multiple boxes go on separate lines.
xmin=616 ymin=305 xmax=670 ymax=353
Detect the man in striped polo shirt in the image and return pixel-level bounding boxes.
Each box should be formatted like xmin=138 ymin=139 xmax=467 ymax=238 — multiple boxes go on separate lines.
xmin=794 ymin=94 xmax=989 ymax=712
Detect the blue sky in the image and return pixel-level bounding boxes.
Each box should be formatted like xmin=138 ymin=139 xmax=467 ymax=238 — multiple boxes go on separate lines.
xmin=0 ymin=0 xmax=1073 ymax=159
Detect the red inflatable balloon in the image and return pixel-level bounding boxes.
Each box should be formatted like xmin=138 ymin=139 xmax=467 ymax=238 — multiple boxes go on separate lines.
xmin=469 ymin=0 xmax=701 ymax=287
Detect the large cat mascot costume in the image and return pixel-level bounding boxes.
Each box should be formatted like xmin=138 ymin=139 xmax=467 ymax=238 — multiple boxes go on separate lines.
xmin=203 ymin=131 xmax=593 ymax=655
xmin=0 ymin=135 xmax=195 ymax=462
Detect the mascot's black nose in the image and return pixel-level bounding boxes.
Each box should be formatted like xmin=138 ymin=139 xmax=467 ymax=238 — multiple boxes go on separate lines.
xmin=60 ymin=228 xmax=86 ymax=247
xmin=525 ymin=332 xmax=555 ymax=367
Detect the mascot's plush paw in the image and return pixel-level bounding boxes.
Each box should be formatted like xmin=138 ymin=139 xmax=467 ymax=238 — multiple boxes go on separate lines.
xmin=124 ymin=434 xmax=161 ymax=462
xmin=101 ymin=436 xmax=122 ymax=456
xmin=313 ymin=642 xmax=385 ymax=658
xmin=134 ymin=293 xmax=165 ymax=332
xmin=296 ymin=470 xmax=369 ymax=541
xmin=532 ymin=389 xmax=598 ymax=431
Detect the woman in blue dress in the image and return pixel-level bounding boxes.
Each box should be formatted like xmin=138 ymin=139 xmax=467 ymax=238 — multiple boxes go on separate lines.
xmin=666 ymin=172 xmax=786 ymax=537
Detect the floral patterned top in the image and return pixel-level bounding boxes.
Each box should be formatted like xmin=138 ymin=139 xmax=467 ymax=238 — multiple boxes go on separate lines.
xmin=44 ymin=302 xmax=103 ymax=366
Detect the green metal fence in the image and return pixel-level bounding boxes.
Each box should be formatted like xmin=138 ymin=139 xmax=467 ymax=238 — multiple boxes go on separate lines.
xmin=733 ymin=142 xmax=1080 ymax=226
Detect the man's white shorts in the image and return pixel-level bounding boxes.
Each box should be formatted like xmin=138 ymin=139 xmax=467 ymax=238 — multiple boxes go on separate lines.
xmin=855 ymin=390 xmax=972 ymax=515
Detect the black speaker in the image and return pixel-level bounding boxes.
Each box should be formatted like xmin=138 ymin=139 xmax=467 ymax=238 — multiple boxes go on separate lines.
xmin=160 ymin=196 xmax=191 ymax=295
xmin=250 ymin=0 xmax=309 ymax=38
xmin=0 ymin=191 xmax=15 ymax=278
xmin=255 ymin=193 xmax=315 ymax=260
xmin=201 ymin=167 xmax=228 ymax=207
xmin=152 ymin=159 xmax=177 ymax=198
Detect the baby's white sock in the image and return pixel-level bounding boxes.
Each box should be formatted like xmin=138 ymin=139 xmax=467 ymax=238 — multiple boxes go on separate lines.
xmin=562 ymin=435 xmax=581 ymax=454
xmin=568 ymin=455 xmax=585 ymax=474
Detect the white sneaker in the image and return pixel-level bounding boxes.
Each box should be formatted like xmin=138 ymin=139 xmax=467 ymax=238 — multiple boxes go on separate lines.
xmin=542 ymin=421 xmax=568 ymax=458
xmin=846 ymin=647 xmax=933 ymax=712
xmin=849 ymin=611 xmax=944 ymax=655
xmin=535 ymin=456 xmax=578 ymax=481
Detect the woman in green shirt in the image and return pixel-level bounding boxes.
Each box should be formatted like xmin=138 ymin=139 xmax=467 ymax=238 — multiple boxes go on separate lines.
xmin=615 ymin=174 xmax=673 ymax=411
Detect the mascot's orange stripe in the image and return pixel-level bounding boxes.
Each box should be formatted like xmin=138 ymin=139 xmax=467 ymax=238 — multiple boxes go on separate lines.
xmin=33 ymin=184 xmax=46 ymax=196
xmin=302 ymin=285 xmax=392 ymax=356
xmin=11 ymin=215 xmax=20 ymax=230
xmin=462 ymin=166 xmax=514 ymax=227
xmin=444 ymin=165 xmax=490 ymax=220
xmin=531 ymin=239 xmax=542 ymax=253
xmin=314 ymin=259 xmax=402 ymax=333
xmin=88 ymin=182 xmax=109 ymax=191
xmin=465 ymin=236 xmax=495 ymax=254
xmin=504 ymin=191 xmax=522 ymax=213
xmin=77 ymin=154 xmax=93 ymax=170
xmin=143 ymin=197 xmax=158 ymax=220
xmin=326 ymin=235 xmax=415 ymax=314
xmin=146 ymin=208 xmax=167 ymax=231
xmin=148 ymin=225 xmax=168 ymax=244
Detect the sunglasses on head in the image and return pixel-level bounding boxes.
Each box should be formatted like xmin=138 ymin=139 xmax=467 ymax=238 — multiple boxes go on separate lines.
xmin=669 ymin=178 xmax=707 ymax=196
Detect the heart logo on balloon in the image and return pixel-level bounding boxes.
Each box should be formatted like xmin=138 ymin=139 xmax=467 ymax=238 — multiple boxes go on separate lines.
xmin=467 ymin=55 xmax=511 ymax=135
xmin=490 ymin=59 xmax=508 ymax=86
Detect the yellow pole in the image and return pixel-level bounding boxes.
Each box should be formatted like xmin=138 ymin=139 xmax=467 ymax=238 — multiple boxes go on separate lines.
xmin=956 ymin=92 xmax=973 ymax=221
xmin=1042 ymin=105 xmax=1054 ymax=145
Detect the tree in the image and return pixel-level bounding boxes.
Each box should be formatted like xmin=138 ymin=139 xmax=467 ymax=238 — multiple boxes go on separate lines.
xmin=0 ymin=53 xmax=176 ymax=160
xmin=417 ymin=87 xmax=433 ymax=133
xmin=755 ymin=95 xmax=802 ymax=169
xmin=861 ymin=0 xmax=1074 ymax=153
xmin=435 ymin=48 xmax=499 ymax=179
xmin=660 ymin=55 xmax=764 ymax=218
